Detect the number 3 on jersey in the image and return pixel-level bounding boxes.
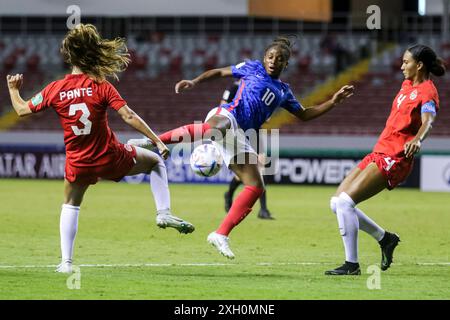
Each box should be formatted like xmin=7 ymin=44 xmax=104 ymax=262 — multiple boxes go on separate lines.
xmin=69 ymin=103 xmax=92 ymax=135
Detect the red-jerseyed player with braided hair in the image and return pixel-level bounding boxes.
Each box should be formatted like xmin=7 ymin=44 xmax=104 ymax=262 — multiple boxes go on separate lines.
xmin=6 ymin=24 xmax=194 ymax=273
xmin=326 ymin=44 xmax=445 ymax=276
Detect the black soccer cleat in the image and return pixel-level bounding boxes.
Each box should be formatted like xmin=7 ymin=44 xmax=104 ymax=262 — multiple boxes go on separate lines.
xmin=325 ymin=261 xmax=361 ymax=276
xmin=379 ymin=232 xmax=400 ymax=271
xmin=257 ymin=209 xmax=275 ymax=220
xmin=224 ymin=191 xmax=232 ymax=213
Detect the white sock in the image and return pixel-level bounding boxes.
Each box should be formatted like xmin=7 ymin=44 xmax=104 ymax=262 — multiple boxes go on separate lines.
xmin=354 ymin=207 xmax=385 ymax=241
xmin=149 ymin=154 xmax=171 ymax=212
xmin=331 ymin=196 xmax=385 ymax=241
xmin=336 ymin=192 xmax=359 ymax=263
xmin=60 ymin=204 xmax=80 ymax=263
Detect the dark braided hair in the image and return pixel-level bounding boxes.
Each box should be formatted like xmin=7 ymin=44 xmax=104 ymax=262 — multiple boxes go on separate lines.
xmin=264 ymin=35 xmax=296 ymax=61
xmin=407 ymin=44 xmax=446 ymax=77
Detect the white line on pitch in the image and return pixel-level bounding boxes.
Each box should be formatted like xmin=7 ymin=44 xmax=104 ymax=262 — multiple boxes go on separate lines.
xmin=0 ymin=262 xmax=331 ymax=268
xmin=0 ymin=262 xmax=449 ymax=269
xmin=417 ymin=262 xmax=450 ymax=266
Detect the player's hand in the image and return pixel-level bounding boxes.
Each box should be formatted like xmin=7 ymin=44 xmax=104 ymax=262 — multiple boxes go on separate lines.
xmin=332 ymin=85 xmax=354 ymax=105
xmin=175 ymin=80 xmax=196 ymax=93
xmin=157 ymin=142 xmax=170 ymax=160
xmin=6 ymin=74 xmax=23 ymax=90
xmin=404 ymin=138 xmax=421 ymax=158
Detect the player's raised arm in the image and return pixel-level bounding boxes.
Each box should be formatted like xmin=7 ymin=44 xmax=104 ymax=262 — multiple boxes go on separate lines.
xmin=293 ymin=85 xmax=354 ymax=121
xmin=117 ymin=105 xmax=170 ymax=159
xmin=6 ymin=74 xmax=32 ymax=117
xmin=175 ymin=66 xmax=233 ymax=93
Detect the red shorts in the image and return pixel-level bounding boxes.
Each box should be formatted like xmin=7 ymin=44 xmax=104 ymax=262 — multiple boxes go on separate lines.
xmin=65 ymin=144 xmax=137 ymax=185
xmin=357 ymin=152 xmax=413 ymax=190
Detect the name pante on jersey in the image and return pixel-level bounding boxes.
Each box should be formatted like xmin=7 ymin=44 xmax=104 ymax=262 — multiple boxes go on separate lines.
xmin=60 ymin=87 xmax=93 ymax=101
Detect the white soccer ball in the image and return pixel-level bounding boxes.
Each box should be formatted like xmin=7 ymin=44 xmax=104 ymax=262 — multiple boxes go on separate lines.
xmin=190 ymin=143 xmax=224 ymax=177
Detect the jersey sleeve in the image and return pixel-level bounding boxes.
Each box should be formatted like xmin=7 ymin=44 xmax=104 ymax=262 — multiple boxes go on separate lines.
xmin=102 ymin=81 xmax=127 ymax=110
xmin=27 ymin=82 xmax=56 ymax=113
xmin=280 ymin=87 xmax=304 ymax=113
xmin=231 ymin=60 xmax=257 ymax=79
xmin=421 ymin=101 xmax=437 ymax=116
xmin=420 ymin=85 xmax=440 ymax=113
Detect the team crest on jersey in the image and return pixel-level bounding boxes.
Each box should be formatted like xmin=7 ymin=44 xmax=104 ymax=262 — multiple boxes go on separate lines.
xmin=410 ymin=89 xmax=418 ymax=100
xmin=124 ymin=144 xmax=133 ymax=152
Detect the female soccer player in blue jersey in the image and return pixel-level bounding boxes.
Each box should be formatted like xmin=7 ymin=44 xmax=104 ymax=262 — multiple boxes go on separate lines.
xmin=133 ymin=37 xmax=354 ymax=259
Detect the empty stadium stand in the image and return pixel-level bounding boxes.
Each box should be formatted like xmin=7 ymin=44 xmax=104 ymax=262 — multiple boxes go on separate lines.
xmin=2 ymin=33 xmax=449 ymax=136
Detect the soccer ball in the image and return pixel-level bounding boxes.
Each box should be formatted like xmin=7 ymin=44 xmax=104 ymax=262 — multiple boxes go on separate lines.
xmin=190 ymin=143 xmax=223 ymax=177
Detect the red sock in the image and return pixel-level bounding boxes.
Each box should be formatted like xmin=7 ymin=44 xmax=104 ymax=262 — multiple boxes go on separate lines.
xmin=159 ymin=123 xmax=211 ymax=144
xmin=216 ymin=185 xmax=264 ymax=236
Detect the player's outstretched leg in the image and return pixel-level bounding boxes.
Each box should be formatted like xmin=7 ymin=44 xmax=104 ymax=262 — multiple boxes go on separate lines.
xmin=126 ymin=123 xmax=210 ymax=149
xmin=208 ymin=158 xmax=264 ymax=259
xmin=127 ymin=136 xmax=156 ymax=150
xmin=126 ymin=122 xmax=211 ymax=149
xmin=156 ymin=209 xmax=195 ymax=234
xmin=325 ymin=162 xmax=388 ymax=275
xmin=207 ymin=232 xmax=235 ymax=259
xmin=379 ymin=231 xmax=400 ymax=271
xmin=126 ymin=146 xmax=195 ymax=234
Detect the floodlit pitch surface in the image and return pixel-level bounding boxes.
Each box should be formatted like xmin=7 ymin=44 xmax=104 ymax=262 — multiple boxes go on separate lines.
xmin=0 ymin=179 xmax=449 ymax=299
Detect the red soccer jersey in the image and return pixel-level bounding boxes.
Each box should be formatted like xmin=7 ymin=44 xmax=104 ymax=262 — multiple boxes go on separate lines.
xmin=373 ymin=79 xmax=439 ymax=157
xmin=28 ymin=74 xmax=127 ymax=167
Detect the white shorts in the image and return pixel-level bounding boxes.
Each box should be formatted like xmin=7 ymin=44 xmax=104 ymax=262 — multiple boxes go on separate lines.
xmin=204 ymin=107 xmax=257 ymax=167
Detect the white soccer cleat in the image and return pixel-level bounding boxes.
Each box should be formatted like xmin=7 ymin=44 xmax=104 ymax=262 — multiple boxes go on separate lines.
xmin=127 ymin=137 xmax=154 ymax=150
xmin=156 ymin=211 xmax=195 ymax=234
xmin=55 ymin=260 xmax=73 ymax=274
xmin=207 ymin=232 xmax=235 ymax=259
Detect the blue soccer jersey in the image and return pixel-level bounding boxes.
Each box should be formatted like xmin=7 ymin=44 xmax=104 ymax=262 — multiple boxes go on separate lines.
xmin=222 ymin=60 xmax=304 ymax=131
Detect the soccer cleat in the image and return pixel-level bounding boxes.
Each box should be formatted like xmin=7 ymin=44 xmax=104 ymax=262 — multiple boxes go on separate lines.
xmin=379 ymin=232 xmax=400 ymax=271
xmin=207 ymin=232 xmax=235 ymax=259
xmin=324 ymin=261 xmax=361 ymax=276
xmin=127 ymin=137 xmax=155 ymax=150
xmin=257 ymin=209 xmax=275 ymax=220
xmin=224 ymin=191 xmax=232 ymax=213
xmin=55 ymin=260 xmax=73 ymax=274
xmin=156 ymin=211 xmax=195 ymax=234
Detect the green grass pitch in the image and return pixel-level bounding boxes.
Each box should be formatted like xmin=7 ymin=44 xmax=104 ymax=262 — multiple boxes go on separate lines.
xmin=0 ymin=179 xmax=449 ymax=299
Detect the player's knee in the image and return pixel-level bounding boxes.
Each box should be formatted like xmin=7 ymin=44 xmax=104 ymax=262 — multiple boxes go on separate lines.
xmin=330 ymin=196 xmax=339 ymax=214
xmin=150 ymin=156 xmax=166 ymax=172
xmin=145 ymin=150 xmax=165 ymax=169
xmin=254 ymin=177 xmax=265 ymax=190
xmin=156 ymin=155 xmax=166 ymax=167
xmin=244 ymin=180 xmax=265 ymax=193
xmin=249 ymin=184 xmax=265 ymax=197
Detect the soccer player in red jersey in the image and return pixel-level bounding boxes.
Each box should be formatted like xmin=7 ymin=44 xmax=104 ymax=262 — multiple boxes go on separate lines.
xmin=325 ymin=45 xmax=445 ymax=275
xmin=6 ymin=24 xmax=194 ymax=273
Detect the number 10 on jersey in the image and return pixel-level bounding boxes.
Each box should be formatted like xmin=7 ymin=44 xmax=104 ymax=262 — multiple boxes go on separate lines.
xmin=262 ymin=88 xmax=276 ymax=106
